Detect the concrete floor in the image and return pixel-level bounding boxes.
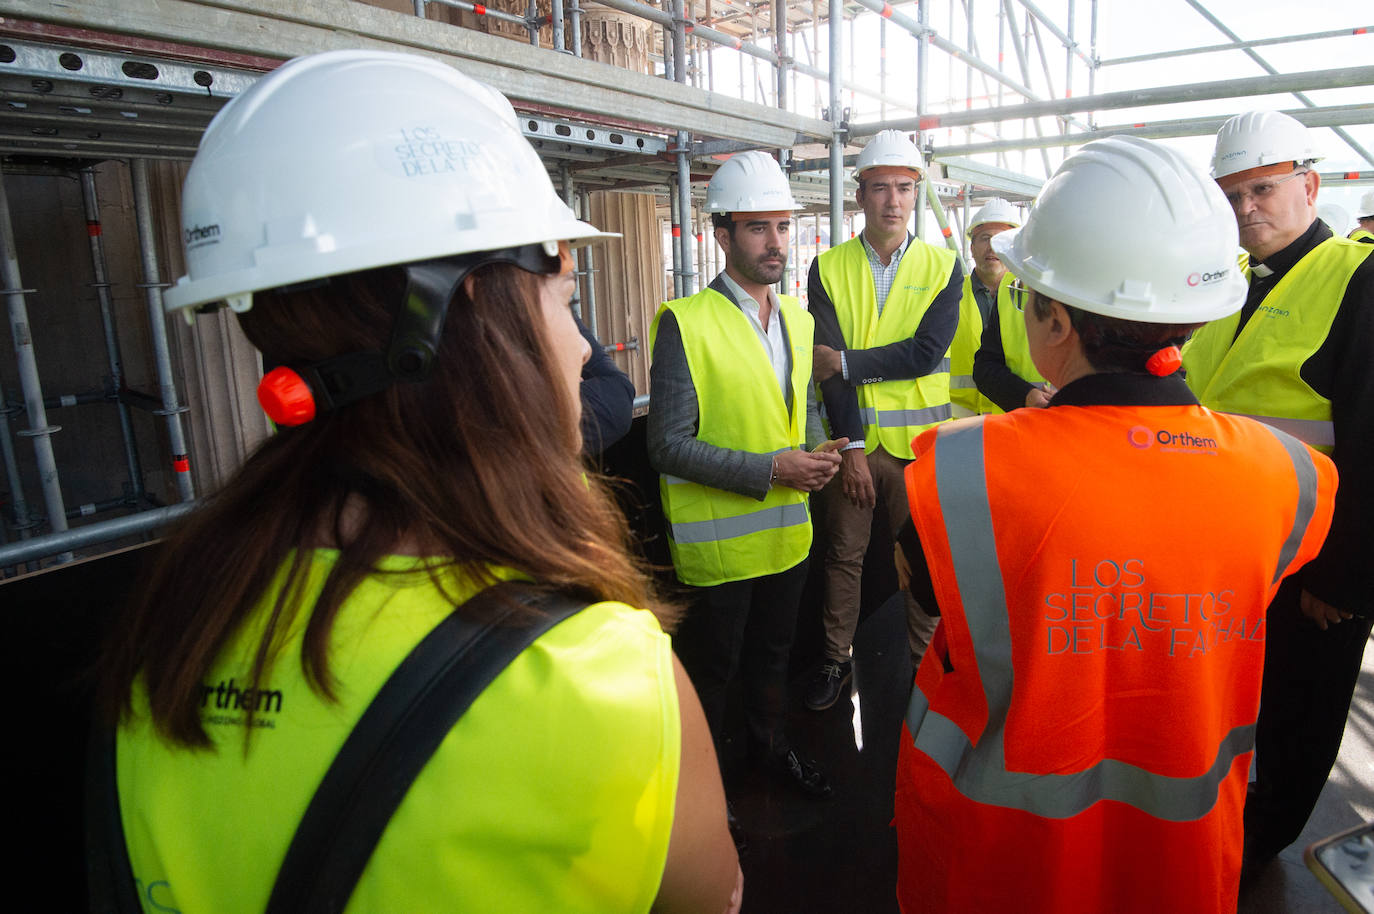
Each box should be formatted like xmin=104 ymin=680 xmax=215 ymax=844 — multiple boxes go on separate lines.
xmin=1239 ymin=634 xmax=1374 ymax=914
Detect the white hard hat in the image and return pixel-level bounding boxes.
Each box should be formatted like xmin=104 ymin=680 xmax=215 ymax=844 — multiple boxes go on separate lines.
xmin=164 ymin=49 xmax=614 ymax=315
xmin=967 ymin=197 xmax=1020 ymax=236
xmin=991 ymin=135 xmax=1247 ymax=324
xmin=855 ymin=130 xmax=924 ymax=180
xmin=1359 ymin=190 xmax=1374 ymax=219
xmin=704 ymin=151 xmax=802 ymax=214
xmin=1317 ymin=204 xmax=1350 ymax=236
xmin=1211 ymin=110 xmax=1322 ymax=184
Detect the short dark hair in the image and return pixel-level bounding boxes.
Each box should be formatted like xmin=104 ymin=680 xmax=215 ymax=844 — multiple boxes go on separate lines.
xmin=710 ymin=212 xmax=737 ymax=237
xmin=1029 ymin=289 xmax=1202 ymax=374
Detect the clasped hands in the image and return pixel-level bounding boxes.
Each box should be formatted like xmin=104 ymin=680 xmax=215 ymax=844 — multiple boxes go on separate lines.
xmin=772 ymin=438 xmax=848 ymax=492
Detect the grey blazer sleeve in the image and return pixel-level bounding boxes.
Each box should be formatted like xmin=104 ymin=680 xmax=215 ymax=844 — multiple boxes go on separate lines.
xmin=646 ymin=310 xmax=774 ymax=501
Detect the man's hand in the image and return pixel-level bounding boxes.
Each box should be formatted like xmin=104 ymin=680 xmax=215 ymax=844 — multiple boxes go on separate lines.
xmin=813 ymin=344 xmax=843 ymax=382
xmin=1025 ymin=385 xmax=1052 ymax=409
xmin=1300 ymin=588 xmax=1354 ymax=631
xmin=773 ymin=444 xmax=843 ymax=492
xmin=838 ymin=448 xmax=876 ymax=508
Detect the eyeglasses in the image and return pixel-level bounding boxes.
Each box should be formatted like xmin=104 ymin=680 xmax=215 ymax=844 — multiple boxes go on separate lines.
xmin=1009 ymin=276 xmax=1029 ymax=312
xmin=1223 ymin=170 xmax=1308 ymax=209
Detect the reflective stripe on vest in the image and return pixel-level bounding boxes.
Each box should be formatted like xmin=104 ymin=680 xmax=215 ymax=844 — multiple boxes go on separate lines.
xmin=668 ymin=501 xmax=810 ymax=545
xmin=1182 ymin=238 xmax=1370 ymax=454
xmin=818 ymin=236 xmax=955 ymax=457
xmin=860 ymin=404 xmax=953 ymax=428
xmin=904 ymin=419 xmax=1322 ymax=822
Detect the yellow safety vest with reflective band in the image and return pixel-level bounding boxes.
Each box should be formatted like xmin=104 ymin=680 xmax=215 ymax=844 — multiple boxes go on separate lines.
xmin=652 ymin=287 xmax=814 ymax=587
xmin=1182 ymin=237 xmax=1371 ymax=453
xmin=817 ymin=236 xmax=955 ymax=458
xmin=117 ymin=553 xmax=678 ymax=914
xmin=1350 ymin=229 xmax=1374 ymax=243
xmin=949 ymin=274 xmax=1001 ymax=417
xmin=979 ymin=275 xmax=1046 ymax=416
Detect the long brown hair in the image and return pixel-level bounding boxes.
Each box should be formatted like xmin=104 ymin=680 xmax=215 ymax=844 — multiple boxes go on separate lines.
xmin=99 ymin=261 xmax=671 ymax=747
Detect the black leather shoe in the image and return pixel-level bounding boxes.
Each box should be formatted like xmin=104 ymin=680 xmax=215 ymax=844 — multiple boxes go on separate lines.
xmin=804 ymin=659 xmax=853 ymax=711
xmin=759 ymin=748 xmax=833 ymax=798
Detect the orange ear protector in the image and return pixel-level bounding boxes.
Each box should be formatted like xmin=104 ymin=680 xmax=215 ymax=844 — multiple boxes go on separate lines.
xmin=255 ymin=242 xmax=563 ymax=426
xmin=1144 ymin=345 xmax=1183 ymax=377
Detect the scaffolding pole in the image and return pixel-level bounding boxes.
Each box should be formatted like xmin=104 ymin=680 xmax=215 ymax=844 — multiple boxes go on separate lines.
xmin=673 ymin=0 xmax=695 ymax=296
xmin=0 ymin=500 xmax=196 ymax=568
xmin=828 ymin=0 xmax=844 ymax=247
xmin=129 ymin=159 xmax=194 ymax=503
xmin=855 ymin=65 xmax=1374 ymax=135
xmin=1181 ymin=0 xmax=1374 ymax=169
xmin=0 ymin=170 xmax=70 ymax=551
xmin=933 ymin=103 xmax=1374 ymax=157
xmin=80 ymin=167 xmax=145 ymax=506
xmin=1101 ymin=24 xmax=1374 ymax=67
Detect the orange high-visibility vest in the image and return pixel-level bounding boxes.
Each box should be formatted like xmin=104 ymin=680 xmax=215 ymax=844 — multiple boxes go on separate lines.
xmin=897 ymin=403 xmax=1335 ymax=914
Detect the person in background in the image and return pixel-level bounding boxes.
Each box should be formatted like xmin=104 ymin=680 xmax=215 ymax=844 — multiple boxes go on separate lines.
xmin=576 ymin=313 xmax=636 ymax=456
xmin=1183 ymin=109 xmax=1374 ymax=874
xmin=971 ymin=206 xmax=1053 ymax=412
xmin=647 ymin=151 xmax=844 ymax=812
xmin=98 ymin=50 xmax=740 ymax=914
xmin=895 ymin=135 xmax=1335 ymax=914
xmin=805 ymin=129 xmax=962 ymax=712
xmin=1350 ymin=189 xmax=1374 ymax=243
xmin=949 ymin=197 xmax=1019 ymax=417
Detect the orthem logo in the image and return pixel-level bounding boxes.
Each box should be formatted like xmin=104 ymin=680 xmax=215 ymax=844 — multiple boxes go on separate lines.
xmin=200 ymin=678 xmax=283 ymax=714
xmin=1187 ymin=268 xmax=1230 ymax=287
xmin=1220 ymin=149 xmax=1247 ymax=161
xmin=1128 ymin=426 xmax=1218 ymax=451
xmin=184 ymin=223 xmax=221 ymax=247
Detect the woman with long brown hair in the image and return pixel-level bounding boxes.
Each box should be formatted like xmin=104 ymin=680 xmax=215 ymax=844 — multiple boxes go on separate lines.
xmin=96 ymin=49 xmax=739 ymax=913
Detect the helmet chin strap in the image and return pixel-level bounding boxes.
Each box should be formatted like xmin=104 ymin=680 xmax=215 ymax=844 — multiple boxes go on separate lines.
xmin=256 ymin=244 xmax=561 ymax=426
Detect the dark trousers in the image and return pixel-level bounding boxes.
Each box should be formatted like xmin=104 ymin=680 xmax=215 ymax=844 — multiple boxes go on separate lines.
xmin=673 ymin=559 xmax=810 ymax=760
xmin=1245 ymin=576 xmax=1373 ymax=861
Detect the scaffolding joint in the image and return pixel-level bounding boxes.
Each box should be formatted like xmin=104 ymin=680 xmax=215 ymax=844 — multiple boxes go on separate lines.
xmin=16 ymin=424 xmax=61 ymax=438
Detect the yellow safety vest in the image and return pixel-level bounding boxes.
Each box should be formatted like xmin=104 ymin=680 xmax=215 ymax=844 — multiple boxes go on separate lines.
xmin=978 ymin=275 xmax=1047 ymax=416
xmin=651 ymin=287 xmax=814 ymax=586
xmin=117 ymin=553 xmax=678 ymax=914
xmin=949 ymin=274 xmax=999 ymax=417
xmin=1182 ymin=237 xmax=1371 ymax=452
xmin=1349 ymin=229 xmax=1374 ymax=244
xmin=817 ymin=236 xmax=955 ymax=458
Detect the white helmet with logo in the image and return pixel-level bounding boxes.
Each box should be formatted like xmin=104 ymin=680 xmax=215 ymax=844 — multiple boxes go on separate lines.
xmin=1211 ymin=110 xmax=1322 ymax=184
xmin=1359 ymin=190 xmax=1374 ymax=220
xmin=967 ymin=197 xmax=1020 ymax=236
xmin=164 ymin=49 xmax=614 ymax=316
xmin=703 ymin=151 xmax=802 ymax=214
xmin=991 ymin=135 xmax=1246 ymax=324
xmin=855 ymin=129 xmax=924 ymax=180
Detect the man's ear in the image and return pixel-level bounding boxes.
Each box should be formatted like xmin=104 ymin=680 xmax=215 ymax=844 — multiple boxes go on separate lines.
xmin=714 ymin=225 xmax=732 ymax=253
xmin=1044 ymin=299 xmax=1075 ymax=346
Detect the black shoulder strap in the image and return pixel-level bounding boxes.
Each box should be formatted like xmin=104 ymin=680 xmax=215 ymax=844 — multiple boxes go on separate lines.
xmin=265 ymin=581 xmax=584 ymax=914
xmin=88 ymin=581 xmax=583 ymax=914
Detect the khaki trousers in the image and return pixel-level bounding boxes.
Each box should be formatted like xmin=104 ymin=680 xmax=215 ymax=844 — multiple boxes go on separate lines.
xmin=819 ymin=447 xmax=938 ymax=667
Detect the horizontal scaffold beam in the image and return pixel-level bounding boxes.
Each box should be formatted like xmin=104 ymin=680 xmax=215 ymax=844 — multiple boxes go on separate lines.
xmin=854 ymin=65 xmax=1374 ymax=137
xmin=1 ymin=0 xmax=831 ymax=148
